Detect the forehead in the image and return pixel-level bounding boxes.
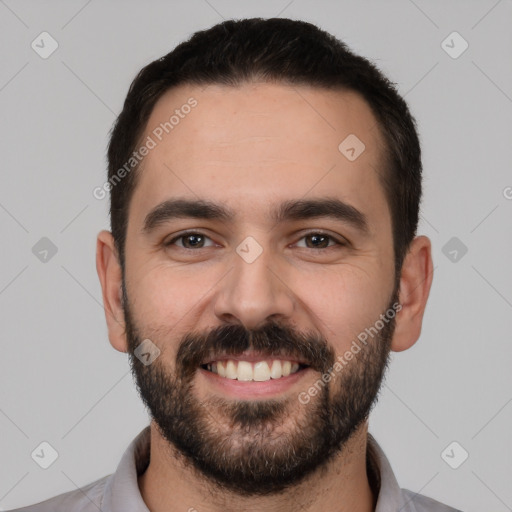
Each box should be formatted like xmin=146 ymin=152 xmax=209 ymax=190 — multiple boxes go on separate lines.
xmin=131 ymin=82 xmax=390 ymax=230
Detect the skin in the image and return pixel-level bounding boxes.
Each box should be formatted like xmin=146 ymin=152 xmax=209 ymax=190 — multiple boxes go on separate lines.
xmin=96 ymin=82 xmax=433 ymax=512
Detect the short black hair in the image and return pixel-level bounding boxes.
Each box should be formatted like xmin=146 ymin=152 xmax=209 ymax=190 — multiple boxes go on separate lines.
xmin=107 ymin=17 xmax=422 ymax=284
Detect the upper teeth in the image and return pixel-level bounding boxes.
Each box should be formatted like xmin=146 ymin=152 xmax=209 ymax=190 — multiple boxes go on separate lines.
xmin=206 ymin=360 xmax=300 ymax=381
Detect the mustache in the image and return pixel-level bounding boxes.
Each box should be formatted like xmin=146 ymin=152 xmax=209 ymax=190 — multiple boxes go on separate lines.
xmin=175 ymin=321 xmax=336 ymax=379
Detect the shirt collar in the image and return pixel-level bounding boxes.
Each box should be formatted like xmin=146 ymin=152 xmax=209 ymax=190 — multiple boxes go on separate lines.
xmin=367 ymin=432 xmax=403 ymax=511
xmin=102 ymin=426 xmax=151 ymax=512
xmin=103 ymin=426 xmax=403 ymax=511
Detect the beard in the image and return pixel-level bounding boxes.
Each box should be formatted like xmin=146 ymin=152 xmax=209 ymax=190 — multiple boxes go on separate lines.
xmin=123 ymin=281 xmax=398 ymax=497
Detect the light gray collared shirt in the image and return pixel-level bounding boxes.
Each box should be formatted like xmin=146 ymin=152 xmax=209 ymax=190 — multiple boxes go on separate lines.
xmin=9 ymin=426 xmax=461 ymax=512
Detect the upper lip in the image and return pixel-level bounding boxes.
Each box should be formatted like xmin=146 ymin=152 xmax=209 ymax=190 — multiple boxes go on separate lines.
xmin=201 ymin=351 xmax=309 ymax=366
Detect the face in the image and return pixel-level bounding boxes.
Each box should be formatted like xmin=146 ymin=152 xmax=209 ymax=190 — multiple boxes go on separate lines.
xmin=121 ymin=82 xmax=398 ymax=495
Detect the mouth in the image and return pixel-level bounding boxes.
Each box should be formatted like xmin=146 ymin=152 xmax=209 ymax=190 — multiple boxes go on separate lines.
xmin=200 ymin=353 xmax=310 ymax=382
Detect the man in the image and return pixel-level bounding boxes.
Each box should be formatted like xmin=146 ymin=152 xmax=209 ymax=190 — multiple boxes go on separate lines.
xmin=11 ymin=17 xmax=461 ymax=512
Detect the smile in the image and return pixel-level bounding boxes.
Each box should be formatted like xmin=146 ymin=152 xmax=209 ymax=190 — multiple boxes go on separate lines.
xmin=202 ymin=359 xmax=307 ymax=382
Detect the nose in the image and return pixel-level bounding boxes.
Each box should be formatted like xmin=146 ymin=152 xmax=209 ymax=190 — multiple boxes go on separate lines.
xmin=213 ymin=244 xmax=295 ymax=330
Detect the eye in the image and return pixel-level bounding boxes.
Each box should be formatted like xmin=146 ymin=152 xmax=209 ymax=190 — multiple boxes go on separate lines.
xmin=164 ymin=231 xmax=345 ymax=251
xmin=294 ymin=232 xmax=345 ymax=249
xmin=165 ymin=232 xmax=216 ymax=249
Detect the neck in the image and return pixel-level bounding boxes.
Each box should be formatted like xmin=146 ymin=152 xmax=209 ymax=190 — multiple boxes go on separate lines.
xmin=138 ymin=421 xmax=376 ymax=512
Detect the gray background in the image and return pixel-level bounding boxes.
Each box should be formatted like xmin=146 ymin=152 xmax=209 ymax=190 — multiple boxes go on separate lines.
xmin=1 ymin=0 xmax=511 ymax=510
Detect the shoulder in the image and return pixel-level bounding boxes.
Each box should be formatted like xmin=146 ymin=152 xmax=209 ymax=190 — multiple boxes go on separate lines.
xmin=6 ymin=475 xmax=109 ymax=512
xmin=401 ymin=488 xmax=463 ymax=512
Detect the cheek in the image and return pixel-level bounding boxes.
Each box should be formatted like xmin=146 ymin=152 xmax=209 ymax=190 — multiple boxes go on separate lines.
xmin=125 ymin=261 xmax=202 ymax=328
xmin=293 ymin=265 xmax=389 ymax=350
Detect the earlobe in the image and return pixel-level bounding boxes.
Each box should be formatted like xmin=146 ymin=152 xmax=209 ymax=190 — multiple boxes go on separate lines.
xmin=390 ymin=235 xmax=434 ymax=352
xmin=96 ymin=230 xmax=129 ymax=353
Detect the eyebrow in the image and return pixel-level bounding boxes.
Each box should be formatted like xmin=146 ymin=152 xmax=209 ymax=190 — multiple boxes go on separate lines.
xmin=142 ymin=197 xmax=370 ymax=235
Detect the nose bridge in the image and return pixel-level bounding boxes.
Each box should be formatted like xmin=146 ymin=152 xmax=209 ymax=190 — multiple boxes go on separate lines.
xmin=214 ymin=240 xmax=294 ymax=328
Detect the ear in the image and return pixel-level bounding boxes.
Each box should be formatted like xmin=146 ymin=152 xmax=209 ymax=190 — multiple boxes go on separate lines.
xmin=391 ymin=235 xmax=434 ymax=352
xmin=96 ymin=230 xmax=128 ymax=353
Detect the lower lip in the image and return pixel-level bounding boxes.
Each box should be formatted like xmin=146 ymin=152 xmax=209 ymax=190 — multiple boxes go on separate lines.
xmin=198 ymin=366 xmax=313 ymax=399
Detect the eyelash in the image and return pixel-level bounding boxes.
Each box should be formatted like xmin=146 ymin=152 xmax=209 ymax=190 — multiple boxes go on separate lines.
xmin=164 ymin=230 xmax=346 ymax=250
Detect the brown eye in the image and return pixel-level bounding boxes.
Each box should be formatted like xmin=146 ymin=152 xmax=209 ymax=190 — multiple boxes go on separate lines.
xmin=306 ymin=234 xmax=330 ymax=248
xmin=295 ymin=232 xmax=343 ymax=249
xmin=166 ymin=232 xmax=215 ymax=249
